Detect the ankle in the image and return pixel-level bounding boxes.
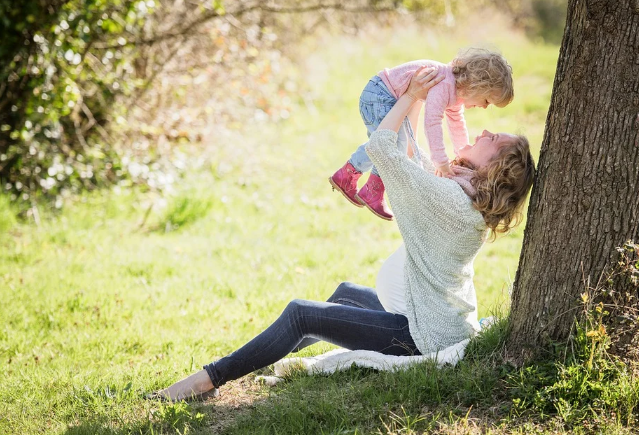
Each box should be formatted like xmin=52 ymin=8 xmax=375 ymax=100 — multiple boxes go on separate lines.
xmin=194 ymin=369 xmax=215 ymax=391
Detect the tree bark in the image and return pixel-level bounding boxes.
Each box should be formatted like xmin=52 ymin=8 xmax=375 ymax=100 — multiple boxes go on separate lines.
xmin=507 ymin=0 xmax=639 ymax=360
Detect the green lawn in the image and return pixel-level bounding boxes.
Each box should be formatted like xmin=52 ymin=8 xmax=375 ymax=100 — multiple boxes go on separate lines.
xmin=0 ymin=20 xmax=562 ymax=435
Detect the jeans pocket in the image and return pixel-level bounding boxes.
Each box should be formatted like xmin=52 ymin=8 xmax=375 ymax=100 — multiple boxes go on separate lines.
xmin=376 ymin=103 xmax=395 ymax=123
xmin=360 ymin=100 xmax=376 ymax=126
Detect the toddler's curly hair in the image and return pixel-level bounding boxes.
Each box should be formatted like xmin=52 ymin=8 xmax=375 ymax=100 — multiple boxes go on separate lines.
xmin=452 ymin=48 xmax=514 ymax=108
xmin=455 ymin=135 xmax=535 ymax=239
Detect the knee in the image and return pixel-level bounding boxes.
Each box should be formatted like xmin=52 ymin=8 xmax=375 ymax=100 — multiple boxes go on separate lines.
xmin=328 ymin=281 xmax=355 ymax=302
xmin=284 ymin=298 xmax=320 ymax=329
xmin=336 ymin=282 xmax=351 ymax=293
xmin=284 ymin=299 xmax=307 ymax=318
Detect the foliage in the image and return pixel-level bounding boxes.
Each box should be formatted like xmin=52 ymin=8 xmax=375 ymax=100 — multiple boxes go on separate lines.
xmin=508 ymin=242 xmax=639 ymax=430
xmin=156 ymin=190 xmax=214 ymax=232
xmin=1 ymin=0 xmax=562 ymax=206
xmin=1 ymin=0 xmax=456 ymax=205
xmin=0 ymin=16 xmax=566 ymax=435
xmin=529 ymin=0 xmax=568 ymax=42
xmin=0 ymin=194 xmax=16 ymax=234
xmin=595 ymin=241 xmax=639 ymax=364
xmin=0 ymin=0 xmax=146 ymax=203
xmin=477 ymin=0 xmax=568 ymax=43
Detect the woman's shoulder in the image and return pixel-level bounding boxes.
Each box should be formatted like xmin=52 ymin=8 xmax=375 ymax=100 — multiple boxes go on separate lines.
xmin=418 ymin=180 xmax=485 ymax=225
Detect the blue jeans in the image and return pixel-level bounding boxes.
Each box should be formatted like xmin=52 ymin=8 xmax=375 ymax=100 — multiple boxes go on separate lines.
xmin=349 ymin=76 xmax=411 ymax=176
xmin=203 ymin=282 xmax=420 ymax=387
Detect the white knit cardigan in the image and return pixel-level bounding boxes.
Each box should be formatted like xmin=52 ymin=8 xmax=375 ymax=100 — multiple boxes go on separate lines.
xmin=366 ymin=129 xmax=487 ymax=354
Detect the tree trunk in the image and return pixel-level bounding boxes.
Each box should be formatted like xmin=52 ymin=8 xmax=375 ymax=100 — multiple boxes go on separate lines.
xmin=507 ymin=0 xmax=639 ymax=359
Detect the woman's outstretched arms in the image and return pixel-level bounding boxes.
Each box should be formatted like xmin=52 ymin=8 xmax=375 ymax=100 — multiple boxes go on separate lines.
xmin=406 ymin=102 xmax=422 ymax=158
xmin=366 ymin=68 xmax=477 ymax=224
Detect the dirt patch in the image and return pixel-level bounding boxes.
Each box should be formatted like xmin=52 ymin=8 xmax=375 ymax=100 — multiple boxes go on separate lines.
xmin=200 ymin=376 xmax=271 ymax=433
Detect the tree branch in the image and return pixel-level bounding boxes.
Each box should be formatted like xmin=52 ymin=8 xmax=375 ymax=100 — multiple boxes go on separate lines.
xmin=93 ymin=2 xmax=397 ymax=49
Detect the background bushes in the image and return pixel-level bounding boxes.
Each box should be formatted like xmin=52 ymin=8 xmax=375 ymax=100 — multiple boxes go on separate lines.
xmin=0 ymin=0 xmax=567 ymax=208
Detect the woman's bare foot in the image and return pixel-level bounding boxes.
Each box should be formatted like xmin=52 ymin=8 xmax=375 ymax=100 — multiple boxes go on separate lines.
xmin=151 ymin=369 xmax=217 ymax=402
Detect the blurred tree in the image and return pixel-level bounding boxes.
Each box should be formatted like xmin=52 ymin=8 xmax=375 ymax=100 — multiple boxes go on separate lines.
xmin=483 ymin=0 xmax=567 ymax=42
xmin=529 ymin=0 xmax=568 ymax=42
xmin=507 ymin=0 xmax=639 ymax=360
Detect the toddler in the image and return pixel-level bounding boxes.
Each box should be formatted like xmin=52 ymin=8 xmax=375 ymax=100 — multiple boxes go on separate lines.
xmin=329 ymin=48 xmax=514 ymax=220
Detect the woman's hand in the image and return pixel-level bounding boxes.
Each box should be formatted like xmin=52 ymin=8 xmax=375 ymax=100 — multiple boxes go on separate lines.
xmin=377 ymin=67 xmax=443 ymax=133
xmin=406 ymin=66 xmax=443 ymax=102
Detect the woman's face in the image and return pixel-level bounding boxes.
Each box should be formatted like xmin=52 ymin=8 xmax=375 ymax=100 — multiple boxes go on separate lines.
xmin=458 ymin=130 xmax=515 ymax=169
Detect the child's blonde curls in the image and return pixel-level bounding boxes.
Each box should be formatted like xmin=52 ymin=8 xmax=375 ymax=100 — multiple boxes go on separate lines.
xmin=455 ymin=136 xmax=535 ymax=240
xmin=452 ymin=48 xmax=514 ymax=108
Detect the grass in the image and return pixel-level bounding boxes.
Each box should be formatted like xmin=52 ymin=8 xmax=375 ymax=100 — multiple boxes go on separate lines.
xmin=4 ymin=14 xmax=628 ymax=435
xmin=0 ymin=195 xmax=16 ymax=235
xmin=155 ymin=190 xmax=215 ymax=233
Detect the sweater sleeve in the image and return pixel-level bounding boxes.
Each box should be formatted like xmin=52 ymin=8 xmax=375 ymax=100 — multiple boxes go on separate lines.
xmin=379 ymin=60 xmax=432 ymax=99
xmin=366 ymin=129 xmax=472 ymax=224
xmin=422 ymin=87 xmax=451 ymax=167
xmin=445 ymin=106 xmax=470 ymax=156
xmin=417 ymin=146 xmax=436 ymax=174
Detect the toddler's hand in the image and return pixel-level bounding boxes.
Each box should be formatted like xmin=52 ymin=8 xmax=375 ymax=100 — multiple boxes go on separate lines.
xmin=406 ymin=66 xmax=444 ymax=101
xmin=435 ymin=163 xmax=452 ymax=177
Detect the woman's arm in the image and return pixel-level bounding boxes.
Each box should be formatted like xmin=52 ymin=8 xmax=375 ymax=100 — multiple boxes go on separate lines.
xmin=366 ymin=131 xmax=475 ymax=228
xmin=406 ymin=102 xmax=422 ymax=158
xmin=377 ymin=94 xmax=419 ymax=133
xmin=366 ymin=68 xmax=471 ymax=223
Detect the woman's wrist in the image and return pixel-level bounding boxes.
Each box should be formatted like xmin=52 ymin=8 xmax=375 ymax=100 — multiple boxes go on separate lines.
xmin=406 ymin=91 xmax=423 ymax=102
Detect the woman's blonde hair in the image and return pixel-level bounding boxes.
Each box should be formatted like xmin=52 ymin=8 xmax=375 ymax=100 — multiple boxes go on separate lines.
xmin=452 ymin=48 xmax=514 ymax=108
xmin=455 ymin=135 xmax=535 ymax=239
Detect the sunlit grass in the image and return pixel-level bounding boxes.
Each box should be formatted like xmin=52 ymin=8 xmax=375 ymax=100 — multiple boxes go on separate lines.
xmin=0 ymin=195 xmax=16 ymax=235
xmin=0 ymin=18 xmax=561 ymax=435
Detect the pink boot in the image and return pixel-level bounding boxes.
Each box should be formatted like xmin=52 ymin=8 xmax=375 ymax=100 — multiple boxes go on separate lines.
xmin=329 ymin=162 xmax=363 ymax=208
xmin=355 ymin=174 xmax=393 ymax=221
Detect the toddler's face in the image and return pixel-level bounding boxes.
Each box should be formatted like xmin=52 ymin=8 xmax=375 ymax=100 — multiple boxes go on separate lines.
xmin=458 ymin=130 xmax=516 ymax=169
xmin=462 ymin=93 xmax=494 ymax=109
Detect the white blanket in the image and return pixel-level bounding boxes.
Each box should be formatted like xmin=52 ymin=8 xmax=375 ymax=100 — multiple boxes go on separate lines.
xmin=256 ymin=338 xmax=470 ymax=386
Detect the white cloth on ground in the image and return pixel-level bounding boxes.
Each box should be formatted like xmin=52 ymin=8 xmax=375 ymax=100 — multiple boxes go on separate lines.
xmin=255 ymin=338 xmax=470 ymax=386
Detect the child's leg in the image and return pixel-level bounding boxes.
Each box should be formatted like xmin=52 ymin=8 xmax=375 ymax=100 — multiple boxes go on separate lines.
xmin=203 ymin=295 xmax=418 ymax=388
xmin=332 ymin=77 xmax=397 ymax=210
xmin=348 ymin=77 xmax=398 ymax=172
xmin=357 ymin=114 xmax=409 ymax=220
xmin=348 ymin=129 xmax=376 ymax=173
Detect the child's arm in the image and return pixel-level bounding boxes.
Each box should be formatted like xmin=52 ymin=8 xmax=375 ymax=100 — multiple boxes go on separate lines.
xmin=445 ymin=106 xmax=470 ymax=155
xmin=423 ymin=88 xmax=453 ymax=177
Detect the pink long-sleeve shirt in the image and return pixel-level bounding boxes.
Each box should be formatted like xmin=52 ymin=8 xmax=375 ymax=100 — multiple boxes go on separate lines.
xmin=378 ymin=60 xmax=469 ymax=167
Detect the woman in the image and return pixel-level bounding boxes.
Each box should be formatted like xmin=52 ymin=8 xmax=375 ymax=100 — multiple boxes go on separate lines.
xmin=151 ymin=67 xmax=535 ymax=401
